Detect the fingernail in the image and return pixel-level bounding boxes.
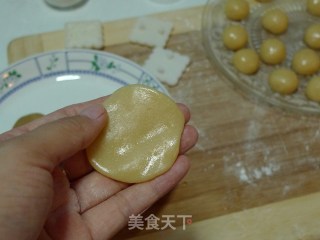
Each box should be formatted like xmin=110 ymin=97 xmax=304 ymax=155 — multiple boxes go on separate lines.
xmin=80 ymin=104 xmax=106 ymax=120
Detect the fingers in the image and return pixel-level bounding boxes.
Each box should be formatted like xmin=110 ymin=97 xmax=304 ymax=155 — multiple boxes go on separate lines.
xmin=177 ymin=103 xmax=198 ymax=154
xmin=180 ymin=125 xmax=199 ymax=154
xmin=177 ymin=103 xmax=191 ymax=123
xmin=61 ymin=102 xmax=195 ymax=181
xmin=81 ymin=155 xmax=190 ymax=240
xmin=1 ymin=95 xmax=195 ymax=179
xmin=63 ymin=124 xmax=198 ymax=182
xmin=71 ymin=172 xmax=129 ymax=212
xmin=68 ymin=123 xmax=198 ymax=210
xmin=26 ymin=97 xmax=107 ymax=130
xmin=0 ymin=97 xmax=107 ymax=142
xmin=12 ymin=104 xmax=107 ymax=171
xmin=61 ymin=152 xmax=93 ymax=181
xmin=0 ymin=99 xmax=189 ymax=142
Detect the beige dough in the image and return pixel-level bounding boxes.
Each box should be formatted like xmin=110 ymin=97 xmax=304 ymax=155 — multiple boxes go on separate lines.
xmin=13 ymin=113 xmax=44 ymax=128
xmin=223 ymin=25 xmax=248 ymax=50
xmin=224 ymin=0 xmax=250 ymax=21
xmin=304 ymin=23 xmax=320 ymax=50
xmin=306 ymin=76 xmax=320 ymax=102
xmin=86 ymin=84 xmax=184 ymax=183
xmin=262 ymin=9 xmax=288 ymax=34
xmin=268 ymin=68 xmax=299 ymax=95
xmin=233 ymin=48 xmax=260 ymax=75
xmin=307 ymin=0 xmax=320 ymax=17
xmin=292 ymin=48 xmax=320 ymax=75
xmin=260 ymin=38 xmax=286 ymax=65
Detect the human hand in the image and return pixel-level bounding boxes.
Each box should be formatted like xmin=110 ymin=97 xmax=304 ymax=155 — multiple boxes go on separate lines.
xmin=0 ymin=97 xmax=198 ymax=240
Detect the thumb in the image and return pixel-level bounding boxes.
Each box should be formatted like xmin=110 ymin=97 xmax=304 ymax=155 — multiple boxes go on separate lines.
xmin=14 ymin=104 xmax=107 ymax=171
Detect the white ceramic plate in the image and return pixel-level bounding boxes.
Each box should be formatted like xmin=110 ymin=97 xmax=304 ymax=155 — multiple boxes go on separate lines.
xmin=0 ymin=49 xmax=168 ymax=133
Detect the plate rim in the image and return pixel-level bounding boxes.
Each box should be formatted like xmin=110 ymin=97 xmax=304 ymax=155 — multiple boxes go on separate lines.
xmin=0 ymin=49 xmax=169 ymax=132
xmin=0 ymin=49 xmax=169 ymax=101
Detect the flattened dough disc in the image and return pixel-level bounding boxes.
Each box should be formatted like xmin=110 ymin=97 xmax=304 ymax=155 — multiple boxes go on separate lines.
xmin=86 ymin=84 xmax=184 ymax=183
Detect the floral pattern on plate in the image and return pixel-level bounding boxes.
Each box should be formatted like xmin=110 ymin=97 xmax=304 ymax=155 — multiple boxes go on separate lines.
xmin=0 ymin=49 xmax=168 ymax=133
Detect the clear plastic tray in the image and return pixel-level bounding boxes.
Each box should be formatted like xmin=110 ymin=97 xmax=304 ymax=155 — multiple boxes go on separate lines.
xmin=202 ymin=0 xmax=320 ymax=114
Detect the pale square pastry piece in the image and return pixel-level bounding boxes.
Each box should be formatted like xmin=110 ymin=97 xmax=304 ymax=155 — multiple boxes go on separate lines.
xmin=65 ymin=20 xmax=103 ymax=49
xmin=129 ymin=17 xmax=173 ymax=47
xmin=143 ymin=48 xmax=190 ymax=86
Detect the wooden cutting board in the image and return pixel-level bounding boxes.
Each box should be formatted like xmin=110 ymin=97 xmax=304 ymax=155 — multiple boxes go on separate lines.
xmin=7 ymin=5 xmax=320 ymax=240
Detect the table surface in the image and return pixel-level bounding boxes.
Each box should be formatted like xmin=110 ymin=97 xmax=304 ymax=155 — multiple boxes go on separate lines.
xmin=0 ymin=0 xmax=206 ymax=70
xmin=5 ymin=2 xmax=320 ymax=240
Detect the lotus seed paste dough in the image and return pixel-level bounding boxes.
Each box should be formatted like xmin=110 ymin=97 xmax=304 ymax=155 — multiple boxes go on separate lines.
xmin=86 ymin=84 xmax=184 ymax=183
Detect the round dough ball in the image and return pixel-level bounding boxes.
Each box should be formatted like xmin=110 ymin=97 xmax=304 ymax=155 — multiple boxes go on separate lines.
xmin=223 ymin=25 xmax=248 ymax=50
xmin=304 ymin=23 xmax=320 ymax=50
xmin=292 ymin=48 xmax=320 ymax=75
xmin=233 ymin=48 xmax=260 ymax=74
xmin=260 ymin=38 xmax=286 ymax=65
xmin=86 ymin=84 xmax=184 ymax=183
xmin=306 ymin=76 xmax=320 ymax=102
xmin=262 ymin=9 xmax=288 ymax=34
xmin=225 ymin=0 xmax=250 ymax=21
xmin=13 ymin=113 xmax=44 ymax=128
xmin=307 ymin=0 xmax=320 ymax=17
xmin=268 ymin=68 xmax=299 ymax=94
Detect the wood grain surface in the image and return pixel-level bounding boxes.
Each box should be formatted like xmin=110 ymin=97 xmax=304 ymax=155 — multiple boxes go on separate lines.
xmin=7 ymin=5 xmax=320 ymax=240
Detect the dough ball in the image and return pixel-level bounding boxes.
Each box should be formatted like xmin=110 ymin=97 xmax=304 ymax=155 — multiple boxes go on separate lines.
xmin=304 ymin=23 xmax=320 ymax=50
xmin=233 ymin=48 xmax=260 ymax=74
xmin=292 ymin=48 xmax=320 ymax=75
xmin=225 ymin=0 xmax=250 ymax=21
xmin=307 ymin=0 xmax=320 ymax=17
xmin=260 ymin=38 xmax=286 ymax=65
xmin=256 ymin=0 xmax=272 ymax=2
xmin=306 ymin=76 xmax=320 ymax=102
xmin=13 ymin=113 xmax=44 ymax=128
xmin=268 ymin=68 xmax=299 ymax=94
xmin=262 ymin=9 xmax=288 ymax=34
xmin=222 ymin=24 xmax=248 ymax=50
xmin=86 ymin=84 xmax=185 ymax=183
